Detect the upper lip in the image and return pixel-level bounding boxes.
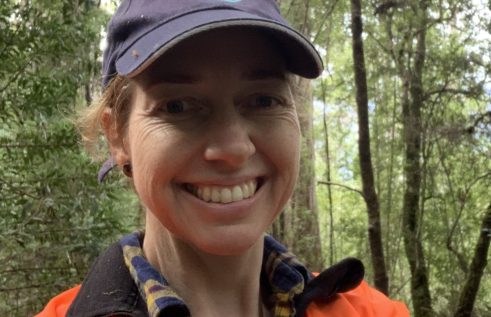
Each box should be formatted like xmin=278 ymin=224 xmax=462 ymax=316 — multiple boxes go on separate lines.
xmin=178 ymin=176 xmax=263 ymax=187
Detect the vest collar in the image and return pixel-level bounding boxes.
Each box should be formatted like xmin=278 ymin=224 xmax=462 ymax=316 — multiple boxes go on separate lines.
xmin=67 ymin=233 xmax=364 ymax=317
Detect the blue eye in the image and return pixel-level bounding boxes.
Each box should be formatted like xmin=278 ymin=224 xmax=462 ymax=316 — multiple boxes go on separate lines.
xmin=166 ymin=100 xmax=185 ymax=113
xmin=255 ymin=96 xmax=277 ymax=108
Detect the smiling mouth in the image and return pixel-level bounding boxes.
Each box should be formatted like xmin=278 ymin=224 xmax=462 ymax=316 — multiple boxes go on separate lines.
xmin=182 ymin=179 xmax=260 ymax=204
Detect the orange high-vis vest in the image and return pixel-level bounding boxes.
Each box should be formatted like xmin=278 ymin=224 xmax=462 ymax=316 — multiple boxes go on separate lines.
xmin=304 ymin=281 xmax=409 ymax=317
xmin=36 ymin=281 xmax=409 ymax=317
xmin=36 ymin=285 xmax=81 ymax=317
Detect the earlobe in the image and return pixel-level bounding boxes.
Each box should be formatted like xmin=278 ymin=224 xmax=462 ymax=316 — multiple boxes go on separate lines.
xmin=101 ymin=108 xmax=131 ymax=167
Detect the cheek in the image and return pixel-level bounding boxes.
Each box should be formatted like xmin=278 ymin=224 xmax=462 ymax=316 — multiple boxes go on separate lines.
xmin=260 ymin=115 xmax=301 ymax=184
xmin=282 ymin=132 xmax=301 ymax=189
xmin=126 ymin=117 xmax=181 ymax=205
xmin=277 ymin=113 xmax=301 ymax=163
xmin=264 ymin=122 xmax=300 ymax=222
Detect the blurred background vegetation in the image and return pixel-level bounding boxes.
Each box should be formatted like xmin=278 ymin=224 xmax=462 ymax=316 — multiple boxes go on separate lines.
xmin=1 ymin=0 xmax=490 ymax=316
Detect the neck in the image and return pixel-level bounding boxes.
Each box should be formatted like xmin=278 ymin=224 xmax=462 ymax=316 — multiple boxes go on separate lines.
xmin=143 ymin=212 xmax=267 ymax=317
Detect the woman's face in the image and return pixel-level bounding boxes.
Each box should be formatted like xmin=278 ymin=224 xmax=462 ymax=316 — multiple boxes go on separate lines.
xmin=115 ymin=28 xmax=301 ymax=255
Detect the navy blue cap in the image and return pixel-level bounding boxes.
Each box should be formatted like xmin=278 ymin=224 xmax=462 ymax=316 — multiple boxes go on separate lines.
xmin=98 ymin=0 xmax=323 ymax=181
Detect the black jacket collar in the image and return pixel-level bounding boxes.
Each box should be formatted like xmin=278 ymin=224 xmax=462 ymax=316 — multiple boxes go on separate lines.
xmin=66 ymin=240 xmax=364 ymax=317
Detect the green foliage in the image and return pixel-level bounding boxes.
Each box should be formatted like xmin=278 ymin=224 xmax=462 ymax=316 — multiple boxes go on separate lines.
xmin=0 ymin=1 xmax=139 ymax=316
xmin=307 ymin=0 xmax=491 ymax=314
xmin=1 ymin=0 xmax=490 ymax=316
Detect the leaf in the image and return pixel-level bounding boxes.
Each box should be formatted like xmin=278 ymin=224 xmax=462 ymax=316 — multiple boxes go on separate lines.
xmin=44 ymin=198 xmax=55 ymax=207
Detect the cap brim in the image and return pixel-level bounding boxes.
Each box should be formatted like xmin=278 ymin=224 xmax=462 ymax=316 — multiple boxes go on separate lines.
xmin=115 ymin=9 xmax=323 ymax=79
xmin=98 ymin=157 xmax=117 ymax=183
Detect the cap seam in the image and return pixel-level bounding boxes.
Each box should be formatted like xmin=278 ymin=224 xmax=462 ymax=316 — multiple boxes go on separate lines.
xmin=121 ymin=18 xmax=322 ymax=79
xmin=116 ymin=6 xmax=250 ymax=61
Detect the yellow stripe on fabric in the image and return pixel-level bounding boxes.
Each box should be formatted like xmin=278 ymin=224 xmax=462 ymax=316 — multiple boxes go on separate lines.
xmin=121 ymin=231 xmax=310 ymax=317
xmin=148 ymin=302 xmax=159 ymax=317
xmin=266 ymin=251 xmax=282 ymax=280
xmin=123 ymin=245 xmax=142 ymax=285
xmin=264 ymin=249 xmax=306 ymax=317
xmin=272 ymin=293 xmax=294 ymax=317
xmin=266 ymin=250 xmax=304 ymax=293
xmin=144 ymin=279 xmax=184 ymax=308
xmin=123 ymin=244 xmax=145 ymax=260
xmin=273 ymin=307 xmax=292 ymax=317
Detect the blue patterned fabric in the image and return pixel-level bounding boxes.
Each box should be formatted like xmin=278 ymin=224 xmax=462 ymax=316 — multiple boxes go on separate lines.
xmin=121 ymin=231 xmax=312 ymax=317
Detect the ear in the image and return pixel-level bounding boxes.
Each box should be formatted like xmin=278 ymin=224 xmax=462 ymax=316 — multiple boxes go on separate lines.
xmin=101 ymin=108 xmax=130 ymax=167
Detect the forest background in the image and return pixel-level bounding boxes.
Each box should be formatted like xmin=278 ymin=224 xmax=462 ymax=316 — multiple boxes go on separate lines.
xmin=1 ymin=0 xmax=490 ymax=316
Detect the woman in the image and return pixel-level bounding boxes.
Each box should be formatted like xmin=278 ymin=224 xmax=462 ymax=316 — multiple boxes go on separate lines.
xmin=36 ymin=0 xmax=409 ymax=316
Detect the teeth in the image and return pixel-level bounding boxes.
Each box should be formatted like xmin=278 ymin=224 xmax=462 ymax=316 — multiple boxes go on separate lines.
xmin=242 ymin=183 xmax=250 ymax=198
xmin=184 ymin=179 xmax=258 ymax=204
xmin=211 ymin=188 xmax=221 ymax=203
xmin=203 ymin=187 xmax=211 ymax=202
xmin=248 ymin=181 xmax=255 ymax=195
xmin=221 ymin=188 xmax=232 ymax=203
xmin=232 ymin=185 xmax=243 ymax=201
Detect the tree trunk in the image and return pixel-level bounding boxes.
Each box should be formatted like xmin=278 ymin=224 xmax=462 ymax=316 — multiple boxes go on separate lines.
xmin=84 ymin=84 xmax=92 ymax=107
xmin=453 ymin=201 xmax=491 ymax=317
xmin=402 ymin=2 xmax=433 ymax=316
xmin=350 ymin=0 xmax=389 ymax=296
xmin=322 ymin=84 xmax=334 ymax=267
xmin=290 ymin=76 xmax=323 ymax=272
xmin=386 ymin=77 xmax=398 ymax=282
xmin=273 ymin=0 xmax=322 ymax=271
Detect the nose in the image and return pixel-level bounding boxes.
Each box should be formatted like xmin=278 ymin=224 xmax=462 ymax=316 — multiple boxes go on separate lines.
xmin=203 ymin=109 xmax=256 ymax=168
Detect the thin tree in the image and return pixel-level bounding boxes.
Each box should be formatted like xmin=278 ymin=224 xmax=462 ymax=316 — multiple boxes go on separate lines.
xmin=272 ymin=0 xmax=324 ymax=272
xmin=349 ymin=0 xmax=389 ymax=295
xmin=400 ymin=1 xmax=433 ymax=315
xmin=453 ymin=201 xmax=491 ymax=317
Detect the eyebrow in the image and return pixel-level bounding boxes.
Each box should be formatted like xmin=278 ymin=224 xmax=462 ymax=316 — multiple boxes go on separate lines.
xmin=241 ymin=69 xmax=287 ymax=81
xmin=147 ymin=73 xmax=202 ymax=85
xmin=146 ymin=68 xmax=287 ymax=89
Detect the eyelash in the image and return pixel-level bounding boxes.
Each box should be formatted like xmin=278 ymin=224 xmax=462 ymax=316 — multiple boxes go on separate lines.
xmin=155 ymin=99 xmax=198 ymax=115
xmin=154 ymin=94 xmax=285 ymax=116
xmin=251 ymin=95 xmax=282 ymax=108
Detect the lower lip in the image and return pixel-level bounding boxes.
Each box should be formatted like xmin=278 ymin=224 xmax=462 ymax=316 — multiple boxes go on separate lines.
xmin=179 ymin=183 xmax=264 ymax=222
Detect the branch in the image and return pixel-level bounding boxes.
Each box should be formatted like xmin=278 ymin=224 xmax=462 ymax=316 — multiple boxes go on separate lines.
xmin=0 ymin=58 xmax=32 ymax=94
xmin=392 ymin=276 xmax=411 ymax=296
xmin=374 ymin=1 xmax=398 ymax=16
xmin=382 ymin=10 xmax=413 ymax=78
xmin=312 ymin=0 xmax=340 ymax=43
xmin=446 ymin=171 xmax=491 ymax=274
xmin=0 ymin=23 xmax=62 ymax=94
xmin=8 ymin=175 xmax=84 ymax=184
xmin=317 ymin=181 xmax=365 ymax=199
xmin=454 ymin=201 xmax=491 ymax=317
xmin=470 ymin=111 xmax=491 ymax=129
xmin=284 ymin=0 xmax=296 ymax=21
xmin=0 ymin=176 xmax=42 ymax=200
xmin=446 ymin=236 xmax=470 ymax=274
xmin=0 ymin=266 xmax=81 ymax=275
xmin=0 ymin=282 xmax=54 ymax=292
xmin=366 ymin=29 xmax=393 ymax=57
xmin=437 ymin=139 xmax=467 ymax=273
xmin=19 ymin=226 xmax=113 ymax=236
xmin=20 ymin=197 xmax=45 ymax=228
xmin=0 ymin=143 xmax=76 ymax=148
xmin=426 ymin=88 xmax=482 ymax=97
xmin=467 ymin=172 xmax=491 ymax=190
xmin=0 ymin=23 xmax=20 ymax=58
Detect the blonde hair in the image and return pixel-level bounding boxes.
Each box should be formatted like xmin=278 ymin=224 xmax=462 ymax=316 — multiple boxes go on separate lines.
xmin=77 ymin=75 xmax=134 ymax=160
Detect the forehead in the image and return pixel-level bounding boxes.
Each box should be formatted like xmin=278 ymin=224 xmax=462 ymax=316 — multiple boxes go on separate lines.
xmin=136 ymin=27 xmax=287 ymax=87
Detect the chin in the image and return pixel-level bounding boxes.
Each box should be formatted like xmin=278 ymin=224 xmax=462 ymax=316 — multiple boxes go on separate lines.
xmin=190 ymin=227 xmax=265 ymax=256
